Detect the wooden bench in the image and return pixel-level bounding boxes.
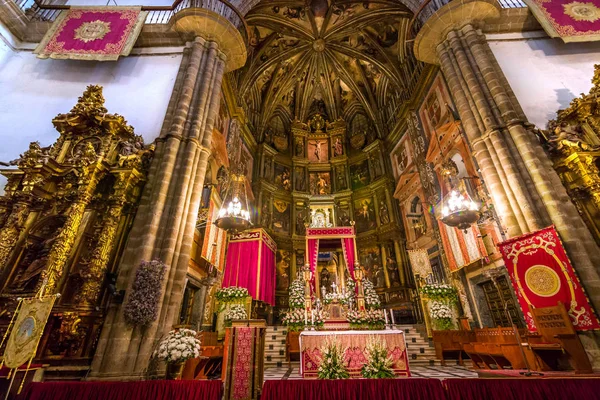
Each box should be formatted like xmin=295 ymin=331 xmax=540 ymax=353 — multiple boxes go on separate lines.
xmin=286 ymin=330 xmax=300 ymax=364
xmin=527 ymin=302 xmax=593 ymax=374
xmin=463 ymin=327 xmax=534 ymax=370
xmin=432 ymin=330 xmax=474 ymax=366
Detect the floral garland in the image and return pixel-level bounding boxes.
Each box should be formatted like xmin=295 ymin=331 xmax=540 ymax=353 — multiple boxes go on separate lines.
xmin=364 ymin=279 xmax=381 ymax=309
xmin=123 ymin=259 xmax=166 ymax=327
xmin=346 ymin=309 xmax=385 ymax=330
xmin=317 ymin=337 xmax=349 ymax=380
xmin=224 ymin=304 xmax=248 ymax=326
xmin=154 ymin=328 xmax=201 ymax=364
xmin=420 ymin=283 xmax=458 ymax=303
xmin=361 ymin=337 xmax=395 ymax=379
xmin=429 ymin=301 xmax=454 ymax=330
xmin=288 ymin=277 xmax=305 ymax=309
xmin=216 ymin=286 xmax=249 ymax=303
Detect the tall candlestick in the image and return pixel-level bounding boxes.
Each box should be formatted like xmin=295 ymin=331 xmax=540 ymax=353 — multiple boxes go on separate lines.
xmin=390 ymin=309 xmax=395 ymax=325
xmin=384 ymin=309 xmax=389 ymax=325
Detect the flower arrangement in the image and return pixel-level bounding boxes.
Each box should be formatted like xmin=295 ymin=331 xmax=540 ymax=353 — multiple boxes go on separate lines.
xmin=361 ymin=336 xmax=395 ymax=379
xmin=323 ymin=291 xmax=342 ymax=305
xmin=288 ymin=277 xmax=305 ymax=309
xmin=123 ymin=259 xmax=166 ymax=327
xmin=281 ymin=308 xmax=306 ymax=331
xmin=317 ymin=336 xmax=349 ymax=380
xmin=346 ymin=309 xmax=384 ymax=329
xmin=363 ymin=279 xmax=381 ymax=309
xmin=420 ymin=283 xmax=458 ymax=303
xmin=429 ymin=301 xmax=454 ymax=330
xmin=224 ymin=304 xmax=248 ymax=326
xmin=154 ymin=328 xmax=201 ymax=364
xmin=216 ymin=286 xmax=249 ymax=303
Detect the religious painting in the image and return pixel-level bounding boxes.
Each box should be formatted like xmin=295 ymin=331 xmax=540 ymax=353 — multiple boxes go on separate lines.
xmin=332 ymin=136 xmax=344 ymax=157
xmin=350 ymin=160 xmax=370 ymax=190
xmin=337 ymin=203 xmax=351 ymax=227
xmin=334 ymin=165 xmax=348 ymax=191
xmin=294 ymin=166 xmax=307 ymax=192
xmin=308 ymin=139 xmax=329 ymax=162
xmin=384 ymin=243 xmax=401 ymax=287
xmin=354 ymin=197 xmax=376 ymax=233
xmin=418 ymin=73 xmax=453 ymax=138
xmin=378 ymin=197 xmax=391 ymax=226
xmin=294 ymin=136 xmax=305 ymax=158
xmin=239 ymin=143 xmax=253 ymax=184
xmin=272 ymin=199 xmax=291 ymax=233
xmin=274 ymin=163 xmax=291 ymax=191
xmin=359 ymin=246 xmax=385 ymax=288
xmin=276 ymin=249 xmax=291 ymax=291
xmin=309 ymin=172 xmax=331 ymax=195
xmin=390 ymin=135 xmax=411 ymax=179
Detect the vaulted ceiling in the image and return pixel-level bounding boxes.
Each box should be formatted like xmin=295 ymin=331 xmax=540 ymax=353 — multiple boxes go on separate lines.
xmin=235 ymin=0 xmax=420 ymax=142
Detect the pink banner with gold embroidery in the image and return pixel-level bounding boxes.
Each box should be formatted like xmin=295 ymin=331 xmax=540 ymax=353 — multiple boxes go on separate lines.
xmin=35 ymin=7 xmax=147 ymax=61
xmin=524 ymin=0 xmax=600 ymax=42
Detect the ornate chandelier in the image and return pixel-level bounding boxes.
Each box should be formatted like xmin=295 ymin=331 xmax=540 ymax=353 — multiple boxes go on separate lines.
xmin=440 ymin=189 xmax=480 ymax=231
xmin=214 ymin=173 xmax=253 ymax=233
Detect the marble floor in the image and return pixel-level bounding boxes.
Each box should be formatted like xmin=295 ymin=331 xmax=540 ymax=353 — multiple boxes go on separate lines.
xmin=263 ymin=363 xmax=478 ymax=380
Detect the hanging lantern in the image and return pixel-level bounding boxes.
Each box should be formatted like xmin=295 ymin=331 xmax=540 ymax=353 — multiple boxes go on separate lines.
xmin=214 ymin=173 xmax=253 ymax=233
xmin=439 ymin=189 xmax=481 ymax=231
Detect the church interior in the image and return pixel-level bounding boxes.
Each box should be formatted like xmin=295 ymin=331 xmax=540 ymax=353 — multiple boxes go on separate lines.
xmin=1 ymin=0 xmax=600 ymax=397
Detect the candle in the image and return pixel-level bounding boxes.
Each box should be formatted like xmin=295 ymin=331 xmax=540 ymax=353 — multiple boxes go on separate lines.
xmin=311 ymin=310 xmax=315 ymax=325
xmin=304 ymin=308 xmax=308 ymax=326
xmin=390 ymin=309 xmax=395 ymax=325
xmin=384 ymin=309 xmax=389 ymax=325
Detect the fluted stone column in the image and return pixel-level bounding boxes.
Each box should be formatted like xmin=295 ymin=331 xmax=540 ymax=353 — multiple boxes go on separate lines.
xmin=415 ymin=0 xmax=600 ymax=364
xmin=90 ymin=12 xmax=246 ymax=378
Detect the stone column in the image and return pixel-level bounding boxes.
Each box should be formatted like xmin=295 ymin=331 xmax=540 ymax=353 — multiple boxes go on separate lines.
xmin=91 ymin=12 xmax=246 ymax=377
xmin=414 ymin=0 xmax=600 ymax=324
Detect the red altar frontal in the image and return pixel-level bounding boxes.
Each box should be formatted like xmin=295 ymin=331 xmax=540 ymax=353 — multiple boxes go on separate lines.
xmin=222 ymin=229 xmax=276 ymax=305
xmin=299 ymin=330 xmax=411 ymax=378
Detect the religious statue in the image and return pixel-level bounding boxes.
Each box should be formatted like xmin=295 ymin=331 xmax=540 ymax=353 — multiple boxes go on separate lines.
xmin=311 ymin=140 xmax=327 ymax=161
xmin=336 ymin=167 xmax=347 ymax=190
xmin=261 ymin=202 xmax=271 ymax=227
xmin=547 ymin=122 xmax=598 ymax=154
xmin=310 ymin=114 xmax=326 ymax=132
xmin=370 ymin=154 xmax=382 ymax=177
xmin=386 ymin=256 xmax=400 ymax=287
xmin=311 ymin=173 xmax=330 ymax=195
xmin=295 ymin=137 xmax=304 ymax=157
xmin=320 ymin=267 xmax=331 ymax=293
xmin=379 ymin=201 xmax=390 ymax=225
xmin=333 ymin=137 xmax=343 ymax=157
xmin=338 ymin=209 xmax=350 ymax=226
xmin=296 ymin=211 xmax=306 ymax=235
xmin=295 ymin=167 xmax=306 ymax=191
xmin=263 ymin=157 xmax=272 ymax=179
xmin=279 ymin=168 xmax=291 ymax=191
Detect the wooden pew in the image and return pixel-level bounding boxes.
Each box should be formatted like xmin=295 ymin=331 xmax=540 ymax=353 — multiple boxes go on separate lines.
xmin=527 ymin=302 xmax=593 ymax=374
xmin=463 ymin=327 xmax=534 ymax=370
xmin=182 ymin=332 xmax=224 ymax=380
xmin=432 ymin=330 xmax=474 ymax=366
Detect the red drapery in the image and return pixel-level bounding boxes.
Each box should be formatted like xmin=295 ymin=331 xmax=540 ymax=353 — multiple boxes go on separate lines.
xmin=341 ymin=237 xmax=356 ymax=278
xmin=443 ymin=378 xmax=600 ymax=400
xmin=222 ymin=229 xmax=276 ymax=305
xmin=21 ymin=380 xmax=223 ymax=400
xmin=261 ymin=379 xmax=446 ymax=400
xmin=307 ymin=238 xmax=319 ymax=275
xmin=498 ymin=225 xmax=600 ymax=330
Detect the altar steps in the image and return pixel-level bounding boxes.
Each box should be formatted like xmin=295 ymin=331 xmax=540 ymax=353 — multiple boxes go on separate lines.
xmin=265 ymin=326 xmax=288 ymax=367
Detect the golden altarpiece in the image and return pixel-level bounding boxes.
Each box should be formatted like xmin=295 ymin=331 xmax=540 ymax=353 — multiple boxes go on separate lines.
xmin=0 ymin=86 xmax=152 ymax=376
xmin=546 ymin=65 xmax=600 ymax=245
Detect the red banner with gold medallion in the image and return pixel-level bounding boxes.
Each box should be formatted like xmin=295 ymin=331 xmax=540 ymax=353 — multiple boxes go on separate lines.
xmin=498 ymin=226 xmax=600 ymax=331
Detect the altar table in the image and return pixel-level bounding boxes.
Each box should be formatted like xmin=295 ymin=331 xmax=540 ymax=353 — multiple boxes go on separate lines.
xmin=299 ymin=330 xmax=410 ymax=378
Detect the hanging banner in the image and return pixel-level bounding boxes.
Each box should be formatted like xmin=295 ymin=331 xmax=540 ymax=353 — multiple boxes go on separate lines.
xmin=34 ymin=7 xmax=147 ymax=61
xmin=498 ymin=226 xmax=600 ymax=331
xmin=408 ymin=249 xmax=432 ymax=278
xmin=2 ymin=296 xmax=57 ymax=369
xmin=523 ymin=0 xmax=600 ymax=43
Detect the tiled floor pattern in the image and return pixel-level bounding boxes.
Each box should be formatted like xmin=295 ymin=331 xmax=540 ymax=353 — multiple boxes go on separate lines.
xmin=264 ymin=363 xmax=478 ymax=380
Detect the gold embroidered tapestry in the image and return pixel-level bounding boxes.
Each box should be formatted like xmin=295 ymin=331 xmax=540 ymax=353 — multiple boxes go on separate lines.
xmin=524 ymin=0 xmax=600 ymax=42
xmin=34 ymin=7 xmax=147 ymax=61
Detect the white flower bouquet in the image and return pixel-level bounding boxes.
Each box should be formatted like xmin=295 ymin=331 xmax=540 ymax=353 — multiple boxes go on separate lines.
xmin=420 ymin=283 xmax=458 ymax=302
xmin=154 ymin=328 xmax=202 ymax=364
xmin=216 ymin=286 xmax=249 ymax=303
xmin=363 ymin=279 xmax=381 ymax=309
xmin=288 ymin=277 xmax=305 ymax=309
xmin=429 ymin=300 xmax=454 ymax=330
xmin=224 ymin=304 xmax=248 ymax=325
xmin=361 ymin=336 xmax=395 ymax=379
xmin=282 ymin=308 xmax=306 ymax=331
